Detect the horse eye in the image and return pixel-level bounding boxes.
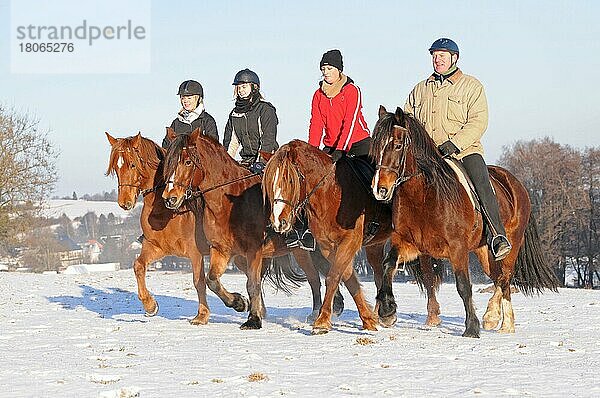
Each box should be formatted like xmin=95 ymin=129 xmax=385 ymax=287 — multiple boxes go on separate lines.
xmin=184 ymin=159 xmax=193 ymax=167
xmin=130 ymin=163 xmax=136 ymax=168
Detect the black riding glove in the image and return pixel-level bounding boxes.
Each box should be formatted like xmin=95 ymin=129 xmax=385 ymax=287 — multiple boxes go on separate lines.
xmin=331 ymin=150 xmax=345 ymax=163
xmin=438 ymin=140 xmax=459 ymax=158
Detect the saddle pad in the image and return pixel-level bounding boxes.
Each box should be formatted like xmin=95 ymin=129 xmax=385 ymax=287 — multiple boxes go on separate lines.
xmin=445 ymin=158 xmax=478 ymax=210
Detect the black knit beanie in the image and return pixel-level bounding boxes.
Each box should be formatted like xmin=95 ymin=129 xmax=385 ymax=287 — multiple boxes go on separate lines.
xmin=319 ymin=49 xmax=343 ymax=71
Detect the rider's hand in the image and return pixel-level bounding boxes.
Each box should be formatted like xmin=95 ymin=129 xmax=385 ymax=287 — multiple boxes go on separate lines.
xmin=331 ymin=150 xmax=345 ymax=163
xmin=438 ymin=140 xmax=459 ymax=158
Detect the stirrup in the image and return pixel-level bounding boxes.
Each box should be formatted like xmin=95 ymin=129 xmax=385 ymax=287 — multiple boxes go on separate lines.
xmin=299 ymin=230 xmax=316 ymax=252
xmin=285 ymin=229 xmax=301 ymax=249
xmin=491 ymin=235 xmax=512 ymax=261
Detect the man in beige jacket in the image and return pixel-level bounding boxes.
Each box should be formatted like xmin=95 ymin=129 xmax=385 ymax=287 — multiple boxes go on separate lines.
xmin=405 ymin=38 xmax=511 ymax=261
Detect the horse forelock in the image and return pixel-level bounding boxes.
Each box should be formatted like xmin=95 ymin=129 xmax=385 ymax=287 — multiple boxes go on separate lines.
xmin=106 ymin=135 xmax=161 ymax=178
xmin=372 ymin=111 xmax=463 ymax=206
xmin=263 ymin=145 xmax=300 ymax=207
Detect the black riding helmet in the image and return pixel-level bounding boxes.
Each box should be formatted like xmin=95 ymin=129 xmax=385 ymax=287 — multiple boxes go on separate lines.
xmin=177 ymin=80 xmax=204 ymax=97
xmin=233 ymin=69 xmax=260 ymax=86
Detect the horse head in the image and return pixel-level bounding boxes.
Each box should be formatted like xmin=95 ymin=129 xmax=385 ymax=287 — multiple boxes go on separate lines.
xmin=106 ymin=131 xmax=162 ymax=210
xmin=262 ymin=142 xmax=305 ymax=234
xmin=162 ymin=127 xmax=204 ymax=210
xmin=371 ymin=106 xmax=414 ymax=202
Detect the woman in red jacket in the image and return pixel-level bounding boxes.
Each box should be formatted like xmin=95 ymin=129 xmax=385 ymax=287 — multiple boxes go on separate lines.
xmin=287 ymin=49 xmax=372 ymax=251
xmin=309 ymin=49 xmax=372 ymax=162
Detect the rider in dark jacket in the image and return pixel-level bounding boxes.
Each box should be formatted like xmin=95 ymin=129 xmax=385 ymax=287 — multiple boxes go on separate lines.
xmin=223 ymin=69 xmax=279 ymax=172
xmin=162 ymin=80 xmax=219 ymax=149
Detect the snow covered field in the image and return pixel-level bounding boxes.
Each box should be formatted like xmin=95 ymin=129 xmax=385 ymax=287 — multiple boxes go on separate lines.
xmin=1 ymin=271 xmax=598 ymax=397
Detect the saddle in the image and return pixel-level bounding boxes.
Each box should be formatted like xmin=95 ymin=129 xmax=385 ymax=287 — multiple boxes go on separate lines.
xmin=445 ymin=158 xmax=481 ymax=213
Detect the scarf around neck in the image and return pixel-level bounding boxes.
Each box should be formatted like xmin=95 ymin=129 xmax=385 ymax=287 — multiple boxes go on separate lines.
xmin=178 ymin=102 xmax=205 ymax=124
xmin=234 ymin=89 xmax=261 ymax=114
xmin=320 ymin=73 xmax=348 ymax=98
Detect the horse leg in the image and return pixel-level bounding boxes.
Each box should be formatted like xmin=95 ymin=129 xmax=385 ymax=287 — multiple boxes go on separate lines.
xmin=475 ymin=247 xmax=503 ymax=330
xmin=498 ymin=248 xmax=520 ymax=333
xmin=365 ymin=244 xmax=385 ymax=323
xmin=450 ymin=252 xmax=480 ymax=338
xmin=189 ymin=251 xmax=210 ymax=325
xmin=292 ymin=249 xmax=322 ymax=323
xmin=419 ymin=255 xmax=442 ymax=327
xmin=133 ymin=242 xmax=163 ymax=316
xmin=311 ymin=248 xmax=345 ymax=317
xmin=241 ymin=250 xmax=264 ymax=330
xmin=313 ymin=238 xmax=364 ymax=334
xmin=340 ymin=265 xmax=378 ymax=332
xmin=376 ymin=245 xmax=399 ymax=327
xmin=207 ymin=248 xmax=249 ymax=312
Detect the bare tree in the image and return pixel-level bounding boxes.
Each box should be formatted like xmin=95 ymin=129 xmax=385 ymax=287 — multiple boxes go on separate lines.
xmin=499 ymin=138 xmax=584 ymax=285
xmin=0 ymin=106 xmax=57 ymax=249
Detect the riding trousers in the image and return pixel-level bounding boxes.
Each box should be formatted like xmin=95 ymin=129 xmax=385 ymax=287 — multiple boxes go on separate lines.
xmin=460 ymin=153 xmax=507 ymax=239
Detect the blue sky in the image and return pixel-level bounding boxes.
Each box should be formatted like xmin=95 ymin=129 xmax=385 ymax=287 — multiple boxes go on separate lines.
xmin=1 ymin=0 xmax=598 ymax=196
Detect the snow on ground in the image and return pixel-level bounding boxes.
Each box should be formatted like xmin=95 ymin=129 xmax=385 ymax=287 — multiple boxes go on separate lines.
xmin=41 ymin=200 xmax=136 ymax=220
xmin=0 ymin=271 xmax=599 ymax=397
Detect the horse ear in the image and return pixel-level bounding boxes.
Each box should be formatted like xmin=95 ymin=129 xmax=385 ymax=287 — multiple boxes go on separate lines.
xmin=166 ymin=127 xmax=176 ymax=141
xmin=105 ymin=132 xmax=118 ymax=146
xmin=394 ymin=107 xmax=406 ymax=127
xmin=190 ymin=128 xmax=200 ymax=143
xmin=378 ymin=105 xmax=388 ymax=118
xmin=259 ymin=151 xmax=273 ymax=162
xmin=131 ymin=132 xmax=142 ymax=148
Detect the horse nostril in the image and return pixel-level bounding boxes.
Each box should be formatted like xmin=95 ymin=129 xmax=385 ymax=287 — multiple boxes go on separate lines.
xmin=281 ymin=219 xmax=287 ymax=227
xmin=379 ymin=187 xmax=388 ymax=197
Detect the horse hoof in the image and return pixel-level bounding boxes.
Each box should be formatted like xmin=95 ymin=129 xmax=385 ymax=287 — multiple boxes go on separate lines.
xmin=144 ymin=302 xmax=159 ymax=317
xmin=483 ymin=319 xmax=500 ymax=330
xmin=498 ymin=327 xmax=515 ymax=334
xmin=240 ymin=316 xmax=262 ymax=330
xmin=311 ymin=327 xmax=329 ymax=335
xmin=379 ymin=313 xmax=397 ymax=328
xmin=462 ymin=329 xmax=480 ymax=338
xmin=425 ymin=316 xmax=442 ymax=327
xmin=231 ymin=293 xmax=250 ymax=313
xmin=189 ymin=315 xmax=209 ymax=326
xmin=363 ymin=322 xmax=378 ymax=332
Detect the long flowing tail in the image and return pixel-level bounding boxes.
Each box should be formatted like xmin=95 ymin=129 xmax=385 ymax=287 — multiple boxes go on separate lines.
xmin=512 ymin=212 xmax=560 ymax=296
xmin=408 ymin=259 xmax=443 ymax=293
xmin=262 ymin=254 xmax=307 ymax=295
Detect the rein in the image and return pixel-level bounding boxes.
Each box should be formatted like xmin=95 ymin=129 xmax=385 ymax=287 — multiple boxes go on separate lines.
xmin=168 ymin=146 xmax=261 ymax=200
xmin=273 ymin=163 xmax=335 ymax=220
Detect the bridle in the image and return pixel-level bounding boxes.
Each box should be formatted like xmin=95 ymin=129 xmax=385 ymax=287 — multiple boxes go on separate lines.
xmin=115 ymin=148 xmax=161 ymax=198
xmin=272 ymin=163 xmax=335 ymax=223
xmin=375 ymin=126 xmax=421 ymax=190
xmin=167 ymin=146 xmax=261 ymax=201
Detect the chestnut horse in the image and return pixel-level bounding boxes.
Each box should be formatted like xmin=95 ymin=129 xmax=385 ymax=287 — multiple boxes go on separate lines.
xmin=370 ymin=106 xmax=559 ymax=337
xmin=105 ymin=132 xmax=212 ymax=324
xmin=262 ymin=139 xmax=400 ymax=334
xmin=161 ymin=128 xmax=329 ymax=329
xmin=106 ymin=132 xmax=305 ymax=325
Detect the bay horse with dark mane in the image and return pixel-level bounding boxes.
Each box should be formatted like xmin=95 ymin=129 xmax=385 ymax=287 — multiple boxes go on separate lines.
xmin=262 ymin=139 xmax=401 ymax=334
xmin=161 ymin=128 xmax=331 ymax=329
xmin=371 ymin=106 xmax=558 ymax=337
xmin=105 ymin=132 xmax=212 ymax=324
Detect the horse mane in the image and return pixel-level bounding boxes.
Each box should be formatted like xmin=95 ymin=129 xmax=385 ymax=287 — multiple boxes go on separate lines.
xmin=106 ymin=135 xmax=163 ymax=178
xmin=371 ymin=111 xmax=463 ymax=205
xmin=162 ymin=133 xmax=190 ymax=182
xmin=262 ymin=144 xmax=302 ymax=209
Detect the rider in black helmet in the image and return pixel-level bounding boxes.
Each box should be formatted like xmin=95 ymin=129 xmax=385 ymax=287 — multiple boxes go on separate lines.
xmin=223 ymin=69 xmax=279 ymax=174
xmin=162 ymin=80 xmax=219 ymax=148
